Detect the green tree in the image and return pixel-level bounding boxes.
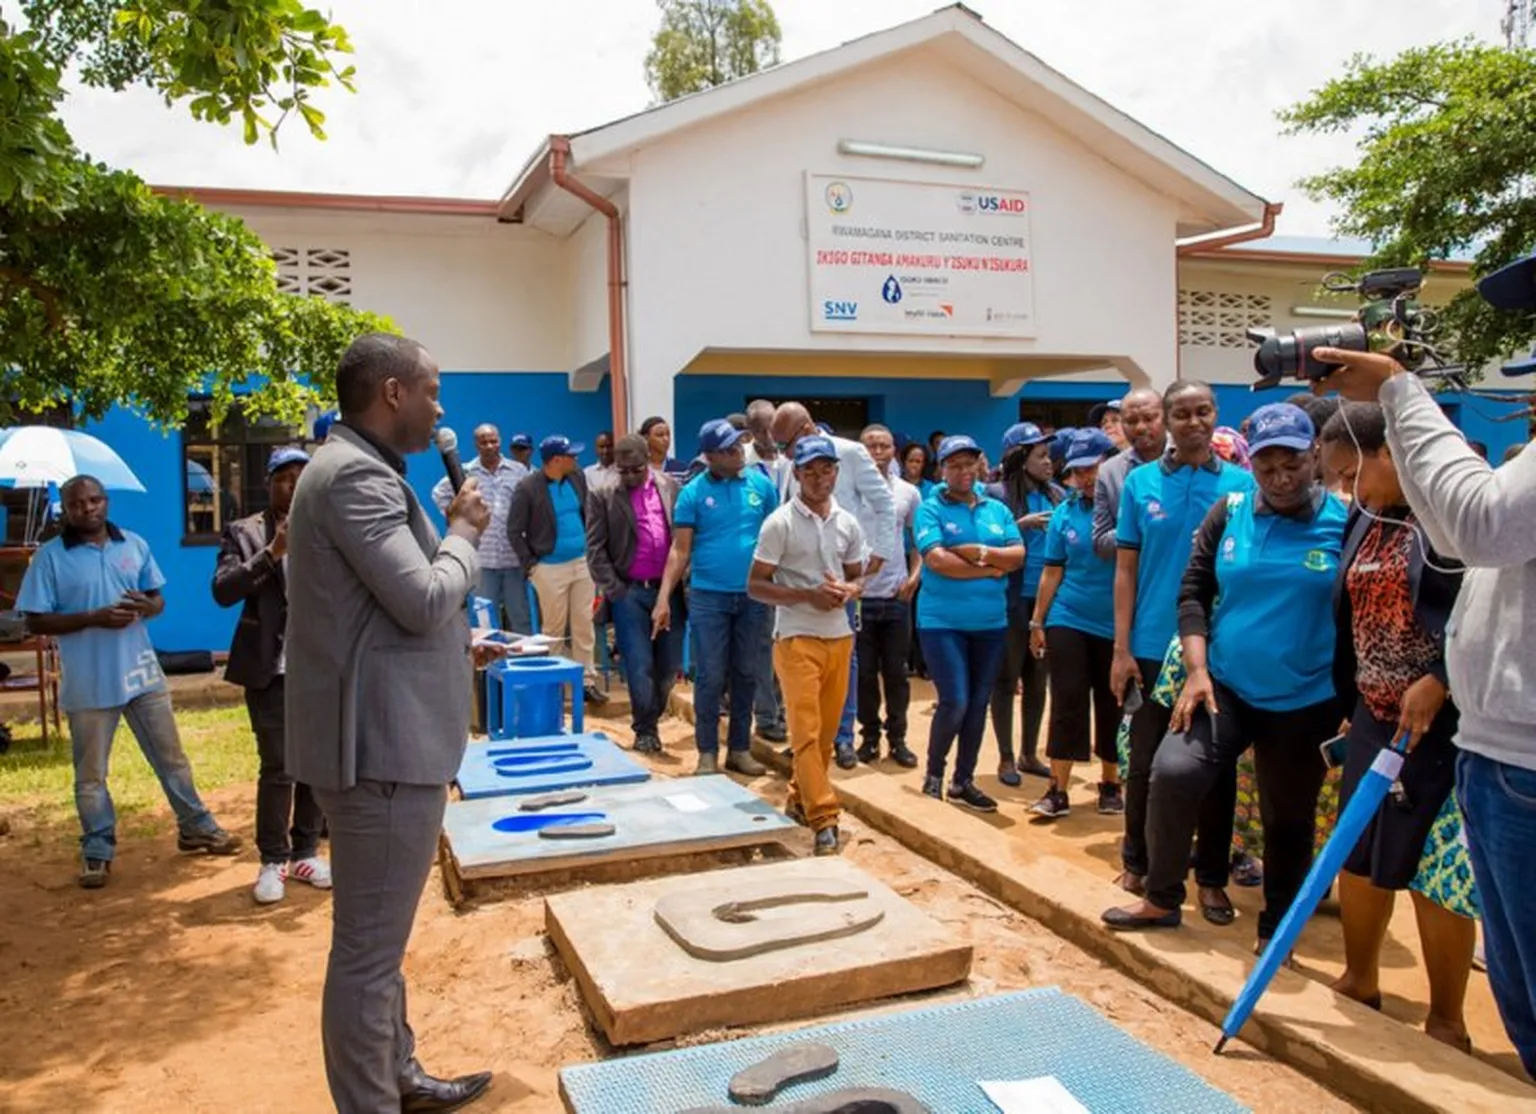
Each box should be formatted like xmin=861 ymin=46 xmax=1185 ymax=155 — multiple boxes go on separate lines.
xmin=644 ymin=0 xmax=781 ymax=103
xmin=1 ymin=1 xmax=393 ymax=428
xmin=1281 ymin=40 xmax=1536 ymax=375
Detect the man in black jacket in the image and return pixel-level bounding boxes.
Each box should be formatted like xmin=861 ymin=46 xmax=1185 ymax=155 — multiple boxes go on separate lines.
xmin=508 ymin=435 xmax=605 ymax=705
xmin=212 ymin=447 xmax=330 ymax=905
xmin=586 ymin=435 xmax=683 ymax=752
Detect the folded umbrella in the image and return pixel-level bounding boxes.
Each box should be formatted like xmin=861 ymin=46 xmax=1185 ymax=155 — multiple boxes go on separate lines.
xmin=1214 ymin=730 xmax=1411 ymax=1054
xmin=0 ymin=427 xmax=146 ymax=492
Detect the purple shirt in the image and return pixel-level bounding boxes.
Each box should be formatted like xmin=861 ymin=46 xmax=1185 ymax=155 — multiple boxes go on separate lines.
xmin=627 ymin=476 xmax=670 ymax=582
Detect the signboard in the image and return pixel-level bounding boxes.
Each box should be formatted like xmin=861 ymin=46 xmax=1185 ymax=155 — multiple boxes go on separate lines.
xmin=806 ymin=173 xmax=1035 ymax=338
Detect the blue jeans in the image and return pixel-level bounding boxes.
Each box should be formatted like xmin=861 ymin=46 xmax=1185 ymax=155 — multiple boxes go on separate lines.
xmin=834 ymin=600 xmax=859 ymax=747
xmin=611 ymin=584 xmax=685 ymax=736
xmin=67 ymin=688 xmax=217 ymax=862
xmin=481 ymin=565 xmax=532 ymax=635
xmin=752 ymin=607 xmax=784 ymax=733
xmin=1457 ymin=750 xmax=1536 ymax=1078
xmin=920 ymin=627 xmax=1007 ymax=785
xmin=690 ymin=588 xmax=766 ymax=754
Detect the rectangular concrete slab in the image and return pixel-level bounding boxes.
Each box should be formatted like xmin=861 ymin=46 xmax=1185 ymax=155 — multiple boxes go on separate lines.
xmin=442 ymin=775 xmax=796 ymax=880
xmin=454 ymin=731 xmax=650 ymax=800
xmin=559 ymin=988 xmax=1246 ymax=1113
xmin=545 ymin=857 xmax=973 ymax=1046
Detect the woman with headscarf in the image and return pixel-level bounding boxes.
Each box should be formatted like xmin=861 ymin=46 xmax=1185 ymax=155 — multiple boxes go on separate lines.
xmin=985 ymin=422 xmax=1063 ymax=785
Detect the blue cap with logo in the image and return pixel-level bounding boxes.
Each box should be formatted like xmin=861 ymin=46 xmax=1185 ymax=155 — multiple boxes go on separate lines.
xmin=267 ymin=447 xmax=311 ymax=476
xmin=1001 ymin=422 xmax=1050 ymax=452
xmin=509 ymin=432 xmax=533 ymax=450
xmin=698 ymin=418 xmax=748 ymax=454
xmin=1062 ymin=429 xmax=1115 ymax=472
xmin=539 ymin=434 xmax=585 ymax=461
xmin=1049 ymin=427 xmax=1079 ymax=466
xmin=1088 ymin=399 xmax=1123 ymax=428
xmin=936 ymin=434 xmax=982 ymax=464
xmin=1246 ymin=403 xmax=1315 ymax=453
xmin=792 ymin=435 xmax=840 ymax=468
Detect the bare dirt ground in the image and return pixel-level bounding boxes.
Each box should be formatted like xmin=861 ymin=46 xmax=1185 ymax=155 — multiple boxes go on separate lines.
xmin=0 ymin=707 xmax=1358 ymax=1114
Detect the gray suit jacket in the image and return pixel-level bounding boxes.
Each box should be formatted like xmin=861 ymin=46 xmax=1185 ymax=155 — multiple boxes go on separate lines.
xmin=284 ymin=424 xmax=480 ymax=791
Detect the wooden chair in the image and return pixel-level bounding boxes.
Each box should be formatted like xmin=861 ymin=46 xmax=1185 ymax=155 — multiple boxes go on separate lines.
xmin=0 ymin=546 xmax=63 ymax=743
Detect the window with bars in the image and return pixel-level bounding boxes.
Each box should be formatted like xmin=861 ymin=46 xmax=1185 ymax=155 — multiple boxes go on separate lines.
xmin=180 ymin=399 xmax=306 ymax=543
xmin=272 ymin=246 xmax=353 ymax=303
xmin=1178 ymin=290 xmax=1272 ymax=348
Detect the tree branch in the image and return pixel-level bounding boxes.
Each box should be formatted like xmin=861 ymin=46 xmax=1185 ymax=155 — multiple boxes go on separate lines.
xmin=0 ymin=265 xmax=65 ymax=332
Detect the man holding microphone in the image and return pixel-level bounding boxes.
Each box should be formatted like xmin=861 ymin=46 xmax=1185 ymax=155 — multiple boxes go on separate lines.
xmin=1312 ymin=251 xmax=1536 ymax=1079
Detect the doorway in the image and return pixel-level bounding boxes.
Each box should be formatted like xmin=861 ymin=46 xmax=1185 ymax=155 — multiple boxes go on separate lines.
xmin=752 ymin=396 xmax=871 ymax=439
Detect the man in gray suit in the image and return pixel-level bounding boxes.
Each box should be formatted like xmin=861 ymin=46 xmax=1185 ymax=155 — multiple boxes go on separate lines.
xmin=286 ymin=333 xmax=494 ymax=1114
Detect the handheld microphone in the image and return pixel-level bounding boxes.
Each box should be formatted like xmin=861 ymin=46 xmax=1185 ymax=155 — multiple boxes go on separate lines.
xmin=435 ymin=427 xmax=466 ymax=494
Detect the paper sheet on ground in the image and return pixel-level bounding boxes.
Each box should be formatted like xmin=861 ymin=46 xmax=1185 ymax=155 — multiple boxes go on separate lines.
xmin=979 ymin=1077 xmax=1090 ymax=1114
xmin=664 ymin=792 xmax=709 ymax=813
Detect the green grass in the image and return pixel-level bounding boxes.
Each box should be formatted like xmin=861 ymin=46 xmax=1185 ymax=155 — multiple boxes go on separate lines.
xmin=0 ymin=705 xmax=257 ymax=837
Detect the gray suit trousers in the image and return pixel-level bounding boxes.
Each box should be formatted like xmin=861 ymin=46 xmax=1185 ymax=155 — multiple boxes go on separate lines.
xmin=312 ymin=780 xmax=446 ymax=1114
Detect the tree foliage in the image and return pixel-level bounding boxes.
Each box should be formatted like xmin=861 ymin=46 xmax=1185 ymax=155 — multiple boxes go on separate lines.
xmin=644 ymin=0 xmax=781 ymax=103
xmin=1281 ymin=40 xmax=1536 ymax=375
xmin=1 ymin=1 xmax=392 ymax=429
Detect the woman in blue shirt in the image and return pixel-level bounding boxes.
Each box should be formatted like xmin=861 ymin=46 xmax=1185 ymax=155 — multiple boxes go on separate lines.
xmin=1104 ymin=404 xmax=1348 ymax=946
xmin=902 ymin=442 xmax=935 ymax=500
xmin=1027 ymin=428 xmax=1120 ymax=820
xmin=1111 ymin=380 xmax=1255 ymax=901
xmin=913 ymin=435 xmax=1024 ymax=813
xmin=986 ymin=422 xmax=1064 ymax=786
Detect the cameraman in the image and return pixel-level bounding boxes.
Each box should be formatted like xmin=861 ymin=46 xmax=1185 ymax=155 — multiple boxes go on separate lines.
xmin=1313 ymin=254 xmax=1536 ymax=1077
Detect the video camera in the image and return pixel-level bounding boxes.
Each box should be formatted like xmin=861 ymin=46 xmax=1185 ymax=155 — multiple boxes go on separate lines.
xmin=1248 ymin=268 xmax=1437 ymax=389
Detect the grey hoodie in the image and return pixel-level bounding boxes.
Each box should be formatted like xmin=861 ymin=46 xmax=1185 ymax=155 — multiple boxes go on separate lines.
xmin=1381 ymin=374 xmax=1536 ymax=770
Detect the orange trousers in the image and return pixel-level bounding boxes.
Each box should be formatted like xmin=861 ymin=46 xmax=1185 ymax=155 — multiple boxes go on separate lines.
xmin=773 ymin=634 xmax=854 ymax=832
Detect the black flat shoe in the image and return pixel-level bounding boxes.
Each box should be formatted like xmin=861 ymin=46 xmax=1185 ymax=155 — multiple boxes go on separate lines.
xmin=399 ymin=1060 xmax=492 ymax=1113
xmin=997 ymin=761 xmax=1022 ymax=788
xmin=1199 ymin=889 xmax=1236 ymax=927
xmin=1019 ymin=757 xmax=1052 ymax=779
xmin=834 ymin=744 xmax=858 ymax=770
xmin=889 ymin=744 xmax=919 ymax=768
xmin=1102 ymin=906 xmax=1182 ymax=930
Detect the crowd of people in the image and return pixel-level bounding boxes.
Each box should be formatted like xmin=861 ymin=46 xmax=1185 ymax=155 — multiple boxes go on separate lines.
xmin=10 ymin=250 xmax=1536 ymax=1108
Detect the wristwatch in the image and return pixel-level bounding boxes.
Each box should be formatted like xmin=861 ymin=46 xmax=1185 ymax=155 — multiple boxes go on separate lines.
xmin=1029 ymin=620 xmax=1045 ymax=631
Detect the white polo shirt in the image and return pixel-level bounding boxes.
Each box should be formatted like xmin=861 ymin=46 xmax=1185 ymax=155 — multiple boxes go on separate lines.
xmin=752 ymin=495 xmax=867 ymax=640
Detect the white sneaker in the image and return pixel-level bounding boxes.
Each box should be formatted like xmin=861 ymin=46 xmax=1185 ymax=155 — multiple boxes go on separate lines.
xmin=289 ymin=856 xmax=333 ymax=890
xmin=253 ymin=862 xmax=287 ymax=905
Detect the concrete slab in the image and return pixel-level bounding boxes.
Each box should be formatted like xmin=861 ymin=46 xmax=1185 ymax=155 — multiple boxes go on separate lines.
xmin=442 ymin=775 xmax=794 ymax=880
xmin=454 ymin=731 xmax=649 ymax=799
xmin=545 ymin=857 xmax=973 ymax=1046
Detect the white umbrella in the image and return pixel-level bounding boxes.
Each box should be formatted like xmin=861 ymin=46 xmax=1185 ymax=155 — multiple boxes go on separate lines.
xmin=0 ymin=427 xmax=146 ymax=492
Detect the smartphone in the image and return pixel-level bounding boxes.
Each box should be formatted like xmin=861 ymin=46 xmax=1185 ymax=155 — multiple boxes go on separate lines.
xmin=1318 ymin=733 xmax=1349 ymax=769
xmin=1121 ymin=679 xmax=1143 ymax=716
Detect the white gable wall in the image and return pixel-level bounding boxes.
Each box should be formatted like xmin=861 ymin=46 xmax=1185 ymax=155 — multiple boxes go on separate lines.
xmin=619 ymin=47 xmax=1183 ymax=427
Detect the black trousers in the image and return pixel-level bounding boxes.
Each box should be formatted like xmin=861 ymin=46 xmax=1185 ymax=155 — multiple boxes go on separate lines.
xmin=247 ymin=677 xmax=324 ymax=865
xmin=1122 ymin=657 xmax=1234 ymax=886
xmin=1145 ymin=677 xmax=1335 ymax=938
xmin=990 ymin=595 xmax=1047 ymax=766
xmin=856 ymin=596 xmax=912 ymax=749
xmin=1044 ymin=627 xmax=1119 ymax=765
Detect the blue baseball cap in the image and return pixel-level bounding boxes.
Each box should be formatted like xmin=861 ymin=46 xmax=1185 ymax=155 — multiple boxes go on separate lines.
xmin=698 ymin=418 xmax=747 ymax=454
xmin=1246 ymin=403 xmax=1315 ymax=453
xmin=1088 ymin=399 xmax=1123 ymax=428
xmin=936 ymin=434 xmax=982 ymax=463
xmin=814 ymin=421 xmax=835 ymax=435
xmin=509 ymin=433 xmax=533 ymax=450
xmin=267 ymin=447 xmax=311 ymax=476
xmin=1477 ymin=251 xmax=1536 ymax=312
xmin=1001 ymin=422 xmax=1050 ymax=452
xmin=539 ymin=434 xmax=585 ymax=461
xmin=1049 ymin=427 xmax=1079 ymax=465
xmin=1062 ymin=429 xmax=1115 ymax=472
xmin=792 ymin=435 xmax=840 ymax=468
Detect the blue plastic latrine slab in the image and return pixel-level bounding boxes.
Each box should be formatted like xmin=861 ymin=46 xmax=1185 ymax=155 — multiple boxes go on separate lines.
xmin=455 ymin=732 xmax=649 ymax=800
xmin=558 ymin=989 xmax=1248 ymax=1114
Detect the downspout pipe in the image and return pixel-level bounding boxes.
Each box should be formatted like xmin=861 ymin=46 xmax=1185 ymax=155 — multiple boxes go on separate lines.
xmin=549 ymin=136 xmax=630 ymax=438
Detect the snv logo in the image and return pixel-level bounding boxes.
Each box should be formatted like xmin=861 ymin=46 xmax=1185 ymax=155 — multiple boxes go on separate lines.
xmin=823 ymin=300 xmax=858 ymax=321
xmin=958 ymin=191 xmax=1026 ymax=215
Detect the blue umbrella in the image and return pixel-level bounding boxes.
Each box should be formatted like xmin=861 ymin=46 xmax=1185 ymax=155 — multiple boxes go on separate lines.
xmin=0 ymin=426 xmax=146 ymax=492
xmin=1214 ymin=729 xmax=1411 ymax=1053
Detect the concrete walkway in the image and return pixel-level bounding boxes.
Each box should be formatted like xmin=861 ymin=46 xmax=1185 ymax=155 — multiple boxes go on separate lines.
xmin=664 ymin=678 xmax=1535 ymax=1114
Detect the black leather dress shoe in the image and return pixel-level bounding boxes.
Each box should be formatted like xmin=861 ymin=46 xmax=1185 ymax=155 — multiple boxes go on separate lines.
xmin=398 ymin=1059 xmax=492 ymax=1113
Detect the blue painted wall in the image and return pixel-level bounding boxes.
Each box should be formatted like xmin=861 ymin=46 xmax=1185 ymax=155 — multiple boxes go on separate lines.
xmin=80 ymin=371 xmax=610 ymax=653
xmin=74 ymin=367 xmax=1526 ymax=652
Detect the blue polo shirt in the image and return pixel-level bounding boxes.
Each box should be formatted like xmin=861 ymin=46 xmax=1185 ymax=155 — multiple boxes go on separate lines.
xmin=1043 ymin=496 xmax=1115 ymax=640
xmin=16 ymin=525 xmax=168 ymax=712
xmin=1117 ymin=454 xmax=1255 ymax=662
xmin=913 ymin=485 xmax=1023 ymax=632
xmin=1019 ymin=488 xmax=1055 ymax=600
xmin=674 ymin=467 xmax=778 ymax=593
xmin=547 ymin=479 xmax=587 ymax=565
xmin=1208 ymin=490 xmax=1349 ymax=711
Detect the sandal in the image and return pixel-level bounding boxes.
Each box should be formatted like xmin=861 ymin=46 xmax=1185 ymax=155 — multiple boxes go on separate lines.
xmin=1198 ymin=887 xmax=1235 ymax=927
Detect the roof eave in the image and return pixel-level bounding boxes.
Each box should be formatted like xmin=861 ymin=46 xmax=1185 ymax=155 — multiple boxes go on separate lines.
xmin=155 ymin=185 xmax=500 ymax=217
xmin=495 ymin=137 xmax=554 ymax=222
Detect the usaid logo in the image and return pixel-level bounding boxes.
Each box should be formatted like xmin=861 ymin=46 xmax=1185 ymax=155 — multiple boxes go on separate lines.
xmin=823 ymin=300 xmax=858 ymax=321
xmin=976 ymin=194 xmax=1027 ymax=215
